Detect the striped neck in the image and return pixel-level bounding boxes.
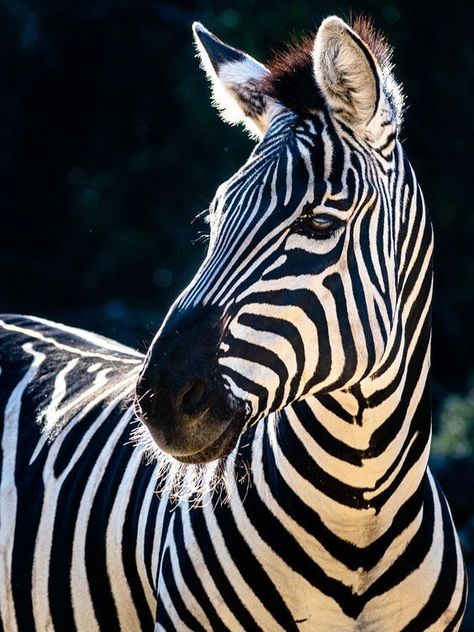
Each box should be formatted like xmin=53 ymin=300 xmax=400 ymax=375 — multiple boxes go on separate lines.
xmin=252 ymin=280 xmax=433 ymax=547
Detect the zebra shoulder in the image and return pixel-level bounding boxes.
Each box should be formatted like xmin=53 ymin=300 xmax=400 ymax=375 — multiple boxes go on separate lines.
xmin=0 ymin=313 xmax=143 ymax=365
xmin=0 ymin=314 xmax=144 ymax=422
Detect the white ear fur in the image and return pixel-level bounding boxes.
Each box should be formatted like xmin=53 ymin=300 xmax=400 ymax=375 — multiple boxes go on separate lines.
xmin=193 ymin=23 xmax=276 ymax=138
xmin=313 ymin=16 xmax=398 ymax=139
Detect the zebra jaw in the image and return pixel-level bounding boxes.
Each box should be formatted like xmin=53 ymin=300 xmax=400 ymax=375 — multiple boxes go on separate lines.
xmin=135 ymin=392 xmax=248 ymax=464
xmin=161 ymin=413 xmax=246 ymax=465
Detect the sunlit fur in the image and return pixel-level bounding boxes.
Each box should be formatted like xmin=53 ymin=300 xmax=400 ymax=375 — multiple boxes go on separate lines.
xmin=263 ymin=16 xmax=403 ymax=131
xmin=130 ymin=421 xmax=237 ymax=505
xmin=137 ymin=15 xmax=466 ymax=629
xmin=0 ymin=15 xmax=467 ymax=632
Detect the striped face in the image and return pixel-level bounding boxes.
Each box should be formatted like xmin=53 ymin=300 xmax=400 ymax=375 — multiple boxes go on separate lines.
xmin=136 ymin=18 xmax=408 ymax=463
xmin=176 ymin=108 xmax=396 ymax=421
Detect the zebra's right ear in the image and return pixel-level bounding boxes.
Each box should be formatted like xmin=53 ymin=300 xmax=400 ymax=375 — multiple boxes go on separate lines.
xmin=313 ymin=16 xmax=403 ymax=141
xmin=193 ymin=23 xmax=275 ymax=139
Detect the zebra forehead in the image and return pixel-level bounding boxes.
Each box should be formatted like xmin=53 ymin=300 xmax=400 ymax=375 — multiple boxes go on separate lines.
xmin=261 ymin=15 xmax=394 ymax=117
xmin=227 ymin=114 xmax=344 ymax=195
xmin=206 ymin=115 xmax=355 ymax=237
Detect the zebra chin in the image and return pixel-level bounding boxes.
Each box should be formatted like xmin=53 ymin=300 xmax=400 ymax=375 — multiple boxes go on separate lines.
xmin=134 ymin=370 xmax=248 ymax=464
xmin=146 ymin=411 xmax=246 ymax=464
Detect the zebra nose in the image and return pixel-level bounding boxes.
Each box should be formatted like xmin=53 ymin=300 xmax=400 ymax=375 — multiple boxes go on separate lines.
xmin=180 ymin=378 xmax=207 ymax=416
xmin=135 ymin=368 xmax=210 ymax=425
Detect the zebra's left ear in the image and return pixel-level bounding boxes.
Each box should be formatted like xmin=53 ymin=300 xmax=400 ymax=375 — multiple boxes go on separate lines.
xmin=193 ymin=23 xmax=275 ymax=138
xmin=313 ymin=16 xmax=403 ymax=141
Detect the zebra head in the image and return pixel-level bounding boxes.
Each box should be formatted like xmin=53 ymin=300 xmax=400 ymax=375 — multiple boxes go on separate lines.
xmin=136 ymin=17 xmax=425 ymax=465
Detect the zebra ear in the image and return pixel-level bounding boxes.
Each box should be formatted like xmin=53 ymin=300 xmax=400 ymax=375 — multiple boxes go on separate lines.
xmin=193 ymin=23 xmax=274 ymax=138
xmin=313 ymin=17 xmax=401 ymax=140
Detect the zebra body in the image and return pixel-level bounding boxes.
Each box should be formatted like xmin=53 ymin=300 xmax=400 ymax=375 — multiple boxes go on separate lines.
xmin=0 ymin=14 xmax=467 ymax=632
xmin=1 ymin=315 xmax=465 ymax=630
xmin=0 ymin=316 xmax=160 ymax=630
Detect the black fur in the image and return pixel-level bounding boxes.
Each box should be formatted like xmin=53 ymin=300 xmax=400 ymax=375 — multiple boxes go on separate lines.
xmin=261 ymin=16 xmax=393 ymax=117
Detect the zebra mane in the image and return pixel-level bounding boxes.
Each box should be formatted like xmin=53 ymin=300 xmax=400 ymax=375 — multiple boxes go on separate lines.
xmin=262 ymin=15 xmax=403 ymax=125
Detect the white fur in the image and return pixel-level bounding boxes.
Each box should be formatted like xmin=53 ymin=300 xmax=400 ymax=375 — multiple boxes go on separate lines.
xmin=313 ymin=16 xmax=403 ymax=139
xmin=193 ymin=23 xmax=279 ymax=138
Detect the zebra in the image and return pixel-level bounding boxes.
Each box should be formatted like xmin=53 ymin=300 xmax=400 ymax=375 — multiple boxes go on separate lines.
xmin=0 ymin=13 xmax=467 ymax=631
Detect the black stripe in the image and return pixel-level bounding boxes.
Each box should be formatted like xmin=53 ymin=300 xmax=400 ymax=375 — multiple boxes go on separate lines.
xmin=189 ymin=506 xmax=266 ymax=631
xmin=160 ymin=547 xmax=207 ymax=632
xmin=401 ymin=482 xmax=460 ymax=630
xmin=172 ymin=510 xmax=229 ymax=631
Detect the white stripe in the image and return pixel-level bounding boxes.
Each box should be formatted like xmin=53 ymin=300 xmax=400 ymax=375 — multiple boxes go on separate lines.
xmin=0 ymin=344 xmax=45 ymax=632
xmin=106 ymin=432 xmax=145 ymax=630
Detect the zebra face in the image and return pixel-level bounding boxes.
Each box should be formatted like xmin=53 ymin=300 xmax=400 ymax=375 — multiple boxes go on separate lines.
xmin=136 ymin=17 xmax=406 ymax=463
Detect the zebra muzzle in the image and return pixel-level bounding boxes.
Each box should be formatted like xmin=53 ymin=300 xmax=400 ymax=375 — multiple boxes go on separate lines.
xmin=134 ymin=309 xmax=247 ymax=463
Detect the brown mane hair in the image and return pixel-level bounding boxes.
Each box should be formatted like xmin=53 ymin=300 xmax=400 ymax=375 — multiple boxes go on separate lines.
xmin=261 ymin=15 xmax=393 ymax=116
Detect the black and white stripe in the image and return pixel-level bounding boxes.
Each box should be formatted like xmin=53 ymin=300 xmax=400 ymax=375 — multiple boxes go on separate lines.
xmin=0 ymin=14 xmax=467 ymax=631
xmin=0 ymin=316 xmax=161 ymax=630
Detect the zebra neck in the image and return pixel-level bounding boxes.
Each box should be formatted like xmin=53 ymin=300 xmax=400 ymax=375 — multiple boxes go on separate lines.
xmin=257 ymin=350 xmax=432 ymax=545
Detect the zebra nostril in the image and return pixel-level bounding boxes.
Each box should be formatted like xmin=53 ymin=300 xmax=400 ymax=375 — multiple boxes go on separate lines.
xmin=181 ymin=378 xmax=207 ymax=415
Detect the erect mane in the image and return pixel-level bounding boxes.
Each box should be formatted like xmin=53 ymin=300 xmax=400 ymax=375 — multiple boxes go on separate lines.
xmin=261 ymin=15 xmax=399 ymax=119
xmin=261 ymin=33 xmax=324 ymax=116
xmin=350 ymin=14 xmax=392 ymax=69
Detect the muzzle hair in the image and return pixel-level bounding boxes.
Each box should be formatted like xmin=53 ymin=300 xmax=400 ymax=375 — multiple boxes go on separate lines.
xmin=129 ymin=420 xmax=249 ymax=506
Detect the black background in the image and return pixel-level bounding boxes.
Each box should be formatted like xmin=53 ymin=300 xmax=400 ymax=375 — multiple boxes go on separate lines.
xmin=1 ymin=0 xmax=473 ymax=626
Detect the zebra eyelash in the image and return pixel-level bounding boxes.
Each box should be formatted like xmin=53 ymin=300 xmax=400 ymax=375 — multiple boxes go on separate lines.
xmin=297 ymin=212 xmax=345 ymax=240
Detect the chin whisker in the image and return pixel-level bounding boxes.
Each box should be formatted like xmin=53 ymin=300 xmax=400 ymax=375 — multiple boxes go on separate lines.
xmin=129 ymin=420 xmax=241 ymax=506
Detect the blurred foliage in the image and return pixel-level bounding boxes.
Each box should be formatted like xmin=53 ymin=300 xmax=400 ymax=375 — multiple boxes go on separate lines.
xmin=433 ymin=388 xmax=474 ymax=458
xmin=431 ymin=386 xmax=474 ymax=629
xmin=0 ymin=0 xmax=473 ymax=625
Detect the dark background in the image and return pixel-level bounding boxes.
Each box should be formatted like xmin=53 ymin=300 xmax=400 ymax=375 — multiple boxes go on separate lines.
xmin=1 ymin=0 xmax=473 ymax=626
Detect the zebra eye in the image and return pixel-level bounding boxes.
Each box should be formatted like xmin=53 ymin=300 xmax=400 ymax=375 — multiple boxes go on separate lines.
xmin=309 ymin=215 xmax=342 ymax=238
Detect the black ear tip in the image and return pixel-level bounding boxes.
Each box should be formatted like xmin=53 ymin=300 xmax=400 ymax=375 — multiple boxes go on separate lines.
xmin=192 ymin=22 xmax=217 ymax=46
xmin=192 ymin=23 xmax=245 ymax=71
xmin=192 ymin=22 xmax=205 ymax=37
